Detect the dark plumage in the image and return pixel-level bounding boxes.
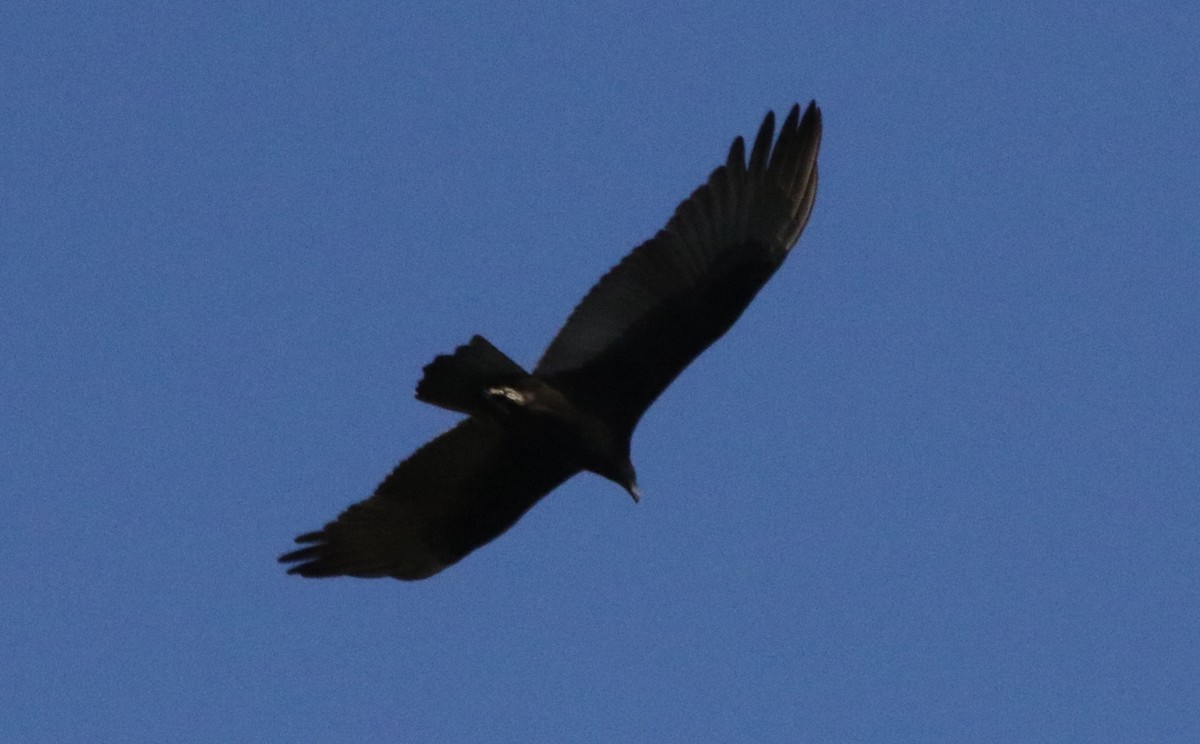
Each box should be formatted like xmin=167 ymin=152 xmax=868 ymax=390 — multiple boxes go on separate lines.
xmin=280 ymin=102 xmax=823 ymax=580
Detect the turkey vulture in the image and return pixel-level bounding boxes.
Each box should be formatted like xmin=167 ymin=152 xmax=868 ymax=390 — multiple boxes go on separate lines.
xmin=280 ymin=101 xmax=822 ymax=580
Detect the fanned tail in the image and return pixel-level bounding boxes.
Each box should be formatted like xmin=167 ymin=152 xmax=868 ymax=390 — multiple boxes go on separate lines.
xmin=415 ymin=335 xmax=529 ymax=416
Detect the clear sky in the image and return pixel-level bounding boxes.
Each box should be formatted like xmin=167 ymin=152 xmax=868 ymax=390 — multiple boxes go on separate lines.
xmin=4 ymin=3 xmax=1198 ymax=742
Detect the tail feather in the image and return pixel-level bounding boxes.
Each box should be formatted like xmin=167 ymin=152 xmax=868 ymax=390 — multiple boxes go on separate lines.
xmin=415 ymin=335 xmax=528 ymax=415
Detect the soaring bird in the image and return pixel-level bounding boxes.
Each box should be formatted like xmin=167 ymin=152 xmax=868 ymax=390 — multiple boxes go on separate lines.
xmin=280 ymin=101 xmax=822 ymax=580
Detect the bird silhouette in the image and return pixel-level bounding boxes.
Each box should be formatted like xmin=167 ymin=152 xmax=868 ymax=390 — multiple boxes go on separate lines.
xmin=280 ymin=101 xmax=822 ymax=580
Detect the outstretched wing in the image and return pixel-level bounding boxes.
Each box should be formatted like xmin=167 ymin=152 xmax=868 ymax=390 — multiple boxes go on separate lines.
xmin=280 ymin=419 xmax=581 ymax=580
xmin=535 ymin=102 xmax=822 ymax=431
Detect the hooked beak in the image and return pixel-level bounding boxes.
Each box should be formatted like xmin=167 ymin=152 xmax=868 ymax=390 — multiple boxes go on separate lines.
xmin=627 ymin=481 xmax=641 ymax=503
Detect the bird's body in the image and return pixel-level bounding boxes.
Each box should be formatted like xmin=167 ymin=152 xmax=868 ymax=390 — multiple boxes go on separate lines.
xmin=281 ymin=101 xmax=822 ymax=580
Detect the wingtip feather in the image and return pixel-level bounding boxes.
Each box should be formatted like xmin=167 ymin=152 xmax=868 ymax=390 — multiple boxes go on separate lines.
xmin=748 ymin=110 xmax=775 ymax=174
xmin=726 ymin=136 xmax=746 ymax=170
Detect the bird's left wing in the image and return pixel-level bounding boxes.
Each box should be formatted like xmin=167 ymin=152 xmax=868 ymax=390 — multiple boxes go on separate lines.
xmin=280 ymin=419 xmax=581 ymax=580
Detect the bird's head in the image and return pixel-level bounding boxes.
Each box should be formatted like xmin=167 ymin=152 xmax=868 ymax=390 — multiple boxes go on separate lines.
xmin=581 ymin=425 xmax=640 ymax=503
xmin=613 ymin=457 xmax=640 ymax=503
xmin=589 ymin=452 xmax=641 ymax=502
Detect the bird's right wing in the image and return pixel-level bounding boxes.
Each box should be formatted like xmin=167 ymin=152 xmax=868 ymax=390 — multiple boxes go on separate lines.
xmin=535 ymin=102 xmax=821 ymax=431
xmin=280 ymin=419 xmax=581 ymax=580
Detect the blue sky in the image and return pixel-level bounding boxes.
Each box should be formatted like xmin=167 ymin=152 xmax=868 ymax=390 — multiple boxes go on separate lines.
xmin=4 ymin=3 xmax=1198 ymax=742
